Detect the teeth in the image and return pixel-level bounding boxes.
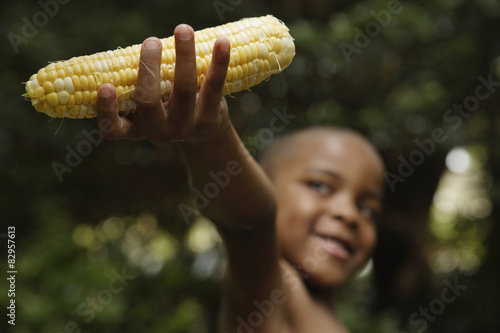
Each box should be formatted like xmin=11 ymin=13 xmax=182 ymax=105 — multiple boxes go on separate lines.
xmin=315 ymin=235 xmax=352 ymax=260
xmin=322 ymin=236 xmax=349 ymax=252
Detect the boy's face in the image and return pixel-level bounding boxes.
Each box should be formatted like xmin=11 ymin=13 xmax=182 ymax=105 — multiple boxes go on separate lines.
xmin=272 ymin=131 xmax=384 ymax=289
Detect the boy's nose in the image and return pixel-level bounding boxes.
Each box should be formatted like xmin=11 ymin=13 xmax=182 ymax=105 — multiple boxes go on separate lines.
xmin=327 ymin=194 xmax=359 ymax=228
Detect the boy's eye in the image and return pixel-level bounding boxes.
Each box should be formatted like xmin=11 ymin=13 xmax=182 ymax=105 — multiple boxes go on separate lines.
xmin=307 ymin=180 xmax=332 ymax=195
xmin=357 ymin=203 xmax=377 ymax=220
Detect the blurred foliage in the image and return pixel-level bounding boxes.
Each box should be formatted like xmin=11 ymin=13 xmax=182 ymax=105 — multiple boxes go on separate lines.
xmin=1 ymin=0 xmax=500 ymax=332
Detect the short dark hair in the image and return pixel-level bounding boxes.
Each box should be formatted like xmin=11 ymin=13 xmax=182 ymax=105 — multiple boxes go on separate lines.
xmin=257 ymin=126 xmax=368 ymax=179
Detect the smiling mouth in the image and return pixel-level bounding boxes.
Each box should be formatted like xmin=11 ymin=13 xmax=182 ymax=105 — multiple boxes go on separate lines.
xmin=313 ymin=234 xmax=353 ymax=260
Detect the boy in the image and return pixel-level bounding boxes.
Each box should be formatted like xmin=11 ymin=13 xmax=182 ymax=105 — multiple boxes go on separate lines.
xmin=96 ymin=24 xmax=385 ymax=332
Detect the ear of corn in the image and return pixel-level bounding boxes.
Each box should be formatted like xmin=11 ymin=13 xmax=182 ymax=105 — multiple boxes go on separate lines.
xmin=23 ymin=15 xmax=295 ymax=119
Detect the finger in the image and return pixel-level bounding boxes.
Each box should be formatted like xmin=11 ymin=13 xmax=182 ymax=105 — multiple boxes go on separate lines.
xmin=135 ymin=37 xmax=164 ymax=118
xmin=198 ymin=37 xmax=230 ymax=119
xmin=167 ymin=24 xmax=197 ymax=124
xmin=97 ymin=83 xmax=132 ymax=139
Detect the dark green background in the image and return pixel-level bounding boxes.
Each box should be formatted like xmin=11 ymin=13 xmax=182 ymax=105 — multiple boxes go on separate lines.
xmin=1 ymin=0 xmax=499 ymax=332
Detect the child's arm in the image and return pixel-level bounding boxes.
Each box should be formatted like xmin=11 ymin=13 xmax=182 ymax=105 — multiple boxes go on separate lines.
xmin=97 ymin=25 xmax=276 ymax=229
xmin=97 ymin=25 xmax=284 ymax=329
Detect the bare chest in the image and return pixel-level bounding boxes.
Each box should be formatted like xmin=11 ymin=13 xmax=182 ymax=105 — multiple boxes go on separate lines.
xmin=282 ymin=286 xmax=349 ymax=333
xmin=218 ymin=262 xmax=349 ymax=333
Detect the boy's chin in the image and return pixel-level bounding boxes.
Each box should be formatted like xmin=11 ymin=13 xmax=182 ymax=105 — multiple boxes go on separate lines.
xmin=305 ymin=269 xmax=350 ymax=291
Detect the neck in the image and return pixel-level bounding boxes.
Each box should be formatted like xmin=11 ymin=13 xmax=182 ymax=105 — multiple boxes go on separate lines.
xmin=307 ymin=284 xmax=337 ymax=309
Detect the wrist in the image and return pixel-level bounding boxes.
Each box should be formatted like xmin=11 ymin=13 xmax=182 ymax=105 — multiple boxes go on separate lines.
xmin=177 ymin=115 xmax=234 ymax=150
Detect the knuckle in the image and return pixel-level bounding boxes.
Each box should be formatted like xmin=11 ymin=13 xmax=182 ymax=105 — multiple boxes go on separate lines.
xmin=136 ymin=99 xmax=160 ymax=111
xmin=141 ymin=72 xmax=159 ymax=89
xmin=206 ymin=77 xmax=225 ymax=92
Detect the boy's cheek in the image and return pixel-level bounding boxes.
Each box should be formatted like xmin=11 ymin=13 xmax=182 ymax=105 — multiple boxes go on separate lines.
xmin=358 ymin=228 xmax=377 ymax=262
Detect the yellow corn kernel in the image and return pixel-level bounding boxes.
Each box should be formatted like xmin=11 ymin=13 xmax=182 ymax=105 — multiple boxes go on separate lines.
xmin=33 ymin=87 xmax=45 ymax=98
xmin=72 ymin=75 xmax=81 ymax=91
xmin=46 ymin=92 xmax=59 ymax=106
xmin=88 ymin=76 xmax=97 ymax=91
xmin=47 ymin=71 xmax=57 ymax=82
xmin=57 ymin=69 xmax=66 ymax=79
xmin=43 ymin=81 xmax=54 ymax=94
xmin=74 ymin=91 xmax=83 ymax=104
xmin=80 ymin=76 xmax=88 ymax=90
xmin=67 ymin=94 xmax=76 ymax=107
xmin=82 ymin=91 xmax=91 ymax=105
xmin=37 ymin=72 xmax=47 ymax=85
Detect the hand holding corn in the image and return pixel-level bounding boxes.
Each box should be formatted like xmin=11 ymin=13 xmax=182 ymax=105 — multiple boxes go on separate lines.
xmin=96 ymin=27 xmax=232 ymax=144
xmin=24 ymin=15 xmax=295 ymax=121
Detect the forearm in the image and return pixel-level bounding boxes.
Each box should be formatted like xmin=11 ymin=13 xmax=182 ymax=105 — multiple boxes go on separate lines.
xmin=178 ymin=122 xmax=276 ymax=229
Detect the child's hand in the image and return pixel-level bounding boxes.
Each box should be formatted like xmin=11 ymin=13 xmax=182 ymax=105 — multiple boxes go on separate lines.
xmin=96 ymin=25 xmax=231 ymax=144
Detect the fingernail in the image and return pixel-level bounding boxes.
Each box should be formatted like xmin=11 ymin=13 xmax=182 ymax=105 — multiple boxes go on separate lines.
xmin=99 ymin=87 xmax=112 ymax=98
xmin=144 ymin=39 xmax=160 ymax=50
xmin=177 ymin=28 xmax=192 ymax=41
xmin=220 ymin=38 xmax=230 ymax=54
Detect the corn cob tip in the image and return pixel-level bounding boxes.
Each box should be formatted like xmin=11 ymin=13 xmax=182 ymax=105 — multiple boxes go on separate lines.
xmin=24 ymin=15 xmax=295 ymax=119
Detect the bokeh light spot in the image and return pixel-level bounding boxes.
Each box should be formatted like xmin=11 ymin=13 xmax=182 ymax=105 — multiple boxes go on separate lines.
xmin=446 ymin=147 xmax=471 ymax=174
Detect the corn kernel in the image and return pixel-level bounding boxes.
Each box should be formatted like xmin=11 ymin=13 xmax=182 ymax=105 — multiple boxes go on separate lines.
xmin=64 ymin=77 xmax=75 ymax=93
xmin=55 ymin=105 xmax=67 ymax=114
xmin=72 ymin=75 xmax=81 ymax=91
xmin=231 ymin=48 xmax=240 ymax=65
xmin=89 ymin=62 xmax=97 ymax=73
xmin=102 ymin=59 xmax=110 ymax=72
xmin=268 ymin=52 xmax=277 ymax=70
xmin=46 ymin=63 xmax=56 ymax=72
xmin=81 ymin=63 xmax=90 ymax=74
xmin=43 ymin=81 xmax=55 ymax=93
xmin=88 ymin=76 xmax=97 ymax=90
xmin=37 ymin=72 xmax=47 ymax=85
xmin=119 ymin=69 xmax=127 ymax=85
xmin=54 ymin=78 xmax=64 ymax=92
xmin=80 ymin=75 xmax=88 ymax=90
xmin=90 ymin=91 xmax=98 ymax=104
xmin=82 ymin=91 xmax=91 ymax=105
xmin=244 ymin=45 xmax=252 ymax=62
xmin=80 ymin=105 xmax=88 ymax=116
xmin=73 ymin=64 xmax=82 ymax=76
xmin=73 ymin=91 xmax=82 ymax=104
xmin=64 ymin=66 xmax=73 ymax=76
xmin=69 ymin=106 xmax=80 ymax=116
xmin=94 ymin=73 xmax=102 ymax=86
xmin=126 ymin=68 xmax=134 ymax=84
xmin=112 ymin=72 xmax=120 ymax=85
xmin=196 ymin=58 xmax=203 ymax=76
xmin=34 ymin=86 xmax=45 ymax=98
xmin=47 ymin=92 xmax=59 ymax=106
xmin=95 ymin=60 xmax=103 ymax=72
xmin=116 ymin=86 xmax=125 ymax=101
xmin=57 ymin=69 xmax=66 ymax=79
xmin=47 ymin=70 xmax=57 ymax=82
xmin=241 ymin=63 xmax=248 ymax=78
xmin=67 ymin=95 xmax=76 ymax=107
xmin=237 ymin=46 xmax=247 ymax=64
xmin=58 ymin=91 xmax=70 ymax=104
